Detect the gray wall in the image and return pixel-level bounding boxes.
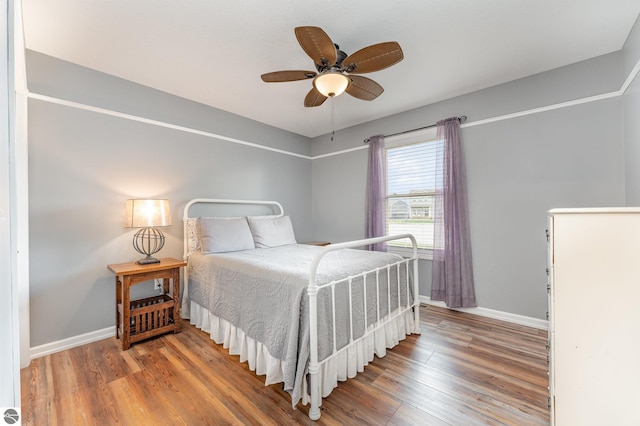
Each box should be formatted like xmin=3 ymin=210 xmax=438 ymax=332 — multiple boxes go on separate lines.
xmin=311 ymin=51 xmax=629 ymax=320
xmin=27 ymin=52 xmax=313 ymax=347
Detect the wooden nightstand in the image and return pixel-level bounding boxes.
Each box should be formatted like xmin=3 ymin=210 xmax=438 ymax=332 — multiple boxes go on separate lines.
xmin=107 ymin=257 xmax=186 ymax=350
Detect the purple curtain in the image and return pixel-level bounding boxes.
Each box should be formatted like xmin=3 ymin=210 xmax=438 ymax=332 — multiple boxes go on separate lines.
xmin=365 ymin=135 xmax=387 ymax=251
xmin=431 ymin=117 xmax=476 ymax=308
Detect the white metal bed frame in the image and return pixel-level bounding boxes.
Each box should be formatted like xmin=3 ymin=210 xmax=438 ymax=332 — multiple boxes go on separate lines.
xmin=182 ymin=198 xmax=420 ymax=420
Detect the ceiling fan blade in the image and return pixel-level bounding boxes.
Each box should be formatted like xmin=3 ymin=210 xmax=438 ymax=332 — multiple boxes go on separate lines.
xmin=261 ymin=70 xmax=317 ymax=82
xmin=304 ymin=87 xmax=328 ymax=107
xmin=295 ymin=26 xmax=337 ymax=66
xmin=345 ymin=75 xmax=384 ymax=101
xmin=342 ymin=41 xmax=403 ymax=74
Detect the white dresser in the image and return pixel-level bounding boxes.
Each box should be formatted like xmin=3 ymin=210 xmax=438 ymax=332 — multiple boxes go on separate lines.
xmin=547 ymin=208 xmax=640 ymax=426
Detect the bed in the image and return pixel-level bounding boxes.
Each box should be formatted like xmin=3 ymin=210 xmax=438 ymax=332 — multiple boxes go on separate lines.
xmin=182 ymin=198 xmax=420 ymax=420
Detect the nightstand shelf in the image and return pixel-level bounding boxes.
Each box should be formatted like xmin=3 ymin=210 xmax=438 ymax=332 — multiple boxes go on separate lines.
xmin=117 ymin=294 xmax=175 ymax=341
xmin=108 ymin=257 xmax=186 ymax=350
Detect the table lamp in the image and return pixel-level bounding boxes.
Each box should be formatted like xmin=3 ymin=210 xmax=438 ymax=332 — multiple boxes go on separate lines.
xmin=124 ymin=199 xmax=172 ymax=264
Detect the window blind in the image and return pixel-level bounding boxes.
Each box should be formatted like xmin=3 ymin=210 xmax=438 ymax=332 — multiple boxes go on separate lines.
xmin=386 ymin=139 xmax=441 ymax=249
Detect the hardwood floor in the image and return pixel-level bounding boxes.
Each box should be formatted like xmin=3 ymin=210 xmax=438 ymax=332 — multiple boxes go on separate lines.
xmin=21 ymin=305 xmax=550 ymax=425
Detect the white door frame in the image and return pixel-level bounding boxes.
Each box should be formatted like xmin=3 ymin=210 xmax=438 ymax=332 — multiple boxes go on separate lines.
xmin=1 ymin=0 xmax=27 ymax=410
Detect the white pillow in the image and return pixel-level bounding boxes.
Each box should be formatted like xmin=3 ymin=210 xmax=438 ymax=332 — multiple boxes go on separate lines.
xmin=247 ymin=215 xmax=297 ymax=248
xmin=199 ymin=217 xmax=255 ymax=253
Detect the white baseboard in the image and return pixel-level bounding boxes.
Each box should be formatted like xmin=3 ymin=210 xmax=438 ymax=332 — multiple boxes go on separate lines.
xmin=420 ymin=296 xmax=549 ymax=330
xmin=30 ymin=326 xmax=115 ymax=360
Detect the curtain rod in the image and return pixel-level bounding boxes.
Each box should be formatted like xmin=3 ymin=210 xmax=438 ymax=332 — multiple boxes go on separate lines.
xmin=363 ymin=115 xmax=467 ymax=143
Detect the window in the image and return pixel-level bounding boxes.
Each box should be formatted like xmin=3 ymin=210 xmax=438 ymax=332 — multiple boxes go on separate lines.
xmin=386 ymin=130 xmax=441 ymax=254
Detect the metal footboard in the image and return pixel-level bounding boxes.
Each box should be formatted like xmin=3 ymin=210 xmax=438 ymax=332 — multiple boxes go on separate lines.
xmin=306 ymin=234 xmax=420 ymax=421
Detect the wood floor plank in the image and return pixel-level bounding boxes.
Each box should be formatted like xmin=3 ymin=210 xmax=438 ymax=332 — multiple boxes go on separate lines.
xmin=156 ymin=341 xmax=275 ymax=425
xmin=373 ymin=371 xmax=499 ymax=425
xmin=318 ymin=375 xmax=403 ymax=424
xmin=108 ymin=375 xmax=157 ymax=425
xmin=19 ymin=357 xmax=56 ymax=425
xmin=137 ymin=348 xmax=239 ymax=425
xmin=381 ymin=349 xmax=548 ymax=419
xmin=388 ymin=403 xmax=452 ymax=426
xmin=21 ymin=305 xmax=550 ymax=425
xmin=49 ymin=350 xmax=94 ymax=425
xmin=119 ymin=366 xmax=188 ymax=425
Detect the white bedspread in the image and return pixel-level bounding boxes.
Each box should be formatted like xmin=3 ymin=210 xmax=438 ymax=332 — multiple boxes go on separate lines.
xmin=185 ymin=244 xmax=414 ymax=406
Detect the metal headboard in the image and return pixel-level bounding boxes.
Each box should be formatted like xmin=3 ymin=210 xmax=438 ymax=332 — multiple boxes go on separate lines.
xmin=182 ymin=198 xmax=284 ymax=260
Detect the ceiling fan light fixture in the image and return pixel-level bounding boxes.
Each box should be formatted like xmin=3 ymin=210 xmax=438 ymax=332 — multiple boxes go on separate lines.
xmin=262 ymin=26 xmax=403 ymax=107
xmin=313 ymin=72 xmax=350 ymax=97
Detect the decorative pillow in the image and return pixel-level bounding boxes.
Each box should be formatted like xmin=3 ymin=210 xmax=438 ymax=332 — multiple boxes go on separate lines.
xmin=247 ymin=215 xmax=297 ymax=248
xmin=185 ymin=217 xmax=200 ymax=256
xmin=199 ymin=217 xmax=255 ymax=253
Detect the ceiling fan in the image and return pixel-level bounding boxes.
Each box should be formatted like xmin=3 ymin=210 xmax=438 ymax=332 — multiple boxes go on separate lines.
xmin=261 ymin=26 xmax=404 ymax=107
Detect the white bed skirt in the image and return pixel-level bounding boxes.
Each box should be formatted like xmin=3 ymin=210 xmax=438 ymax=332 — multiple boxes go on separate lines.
xmin=189 ymin=300 xmax=418 ymax=406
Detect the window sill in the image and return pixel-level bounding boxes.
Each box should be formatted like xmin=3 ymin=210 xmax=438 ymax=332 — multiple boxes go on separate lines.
xmin=387 ymin=246 xmax=433 ymax=260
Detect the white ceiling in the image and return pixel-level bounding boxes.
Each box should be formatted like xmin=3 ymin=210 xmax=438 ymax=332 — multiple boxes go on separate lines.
xmin=21 ymin=0 xmax=640 ymax=138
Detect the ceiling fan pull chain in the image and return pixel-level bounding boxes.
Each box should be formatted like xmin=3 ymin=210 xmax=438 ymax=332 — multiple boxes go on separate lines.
xmin=331 ymin=97 xmax=335 ymax=141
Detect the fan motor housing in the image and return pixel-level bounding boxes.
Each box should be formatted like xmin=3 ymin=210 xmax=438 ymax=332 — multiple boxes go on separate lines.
xmin=315 ymin=45 xmax=348 ymax=72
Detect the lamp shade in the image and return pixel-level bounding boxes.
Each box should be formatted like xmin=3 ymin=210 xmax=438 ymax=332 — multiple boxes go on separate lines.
xmin=125 ymin=199 xmax=172 ymax=228
xmin=313 ymin=72 xmax=350 ymax=97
